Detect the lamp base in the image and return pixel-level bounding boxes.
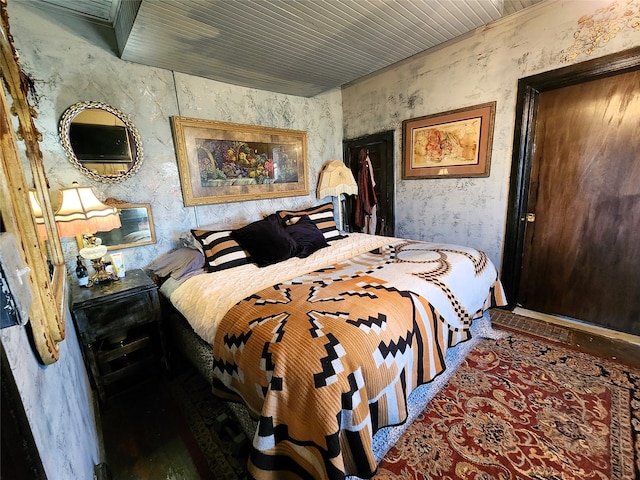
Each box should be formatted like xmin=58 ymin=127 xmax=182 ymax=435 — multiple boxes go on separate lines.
xmin=86 ymin=258 xmax=118 ymax=287
xmin=79 ymin=243 xmax=118 ymax=287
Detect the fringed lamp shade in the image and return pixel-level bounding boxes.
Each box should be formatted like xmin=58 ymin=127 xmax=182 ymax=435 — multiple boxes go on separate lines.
xmin=54 ymin=184 xmax=121 ymax=238
xmin=317 ymin=160 xmax=358 ymax=198
xmin=29 ymin=185 xmax=120 ymax=239
xmin=29 ymin=183 xmax=121 ymax=287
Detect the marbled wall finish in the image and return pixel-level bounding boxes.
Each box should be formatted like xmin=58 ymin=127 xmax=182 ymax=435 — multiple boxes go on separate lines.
xmin=10 ymin=2 xmax=343 ymax=276
xmin=341 ymin=0 xmax=640 ymax=269
xmin=0 ymin=311 xmax=100 ymax=480
xmin=4 ymin=1 xmax=342 ymax=477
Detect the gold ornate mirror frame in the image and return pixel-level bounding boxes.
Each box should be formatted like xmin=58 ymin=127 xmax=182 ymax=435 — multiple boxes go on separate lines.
xmin=75 ymin=199 xmax=156 ymax=251
xmin=1 ymin=3 xmax=66 ymax=364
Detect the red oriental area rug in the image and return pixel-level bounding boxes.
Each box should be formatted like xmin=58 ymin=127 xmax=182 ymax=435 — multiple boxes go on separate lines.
xmin=375 ymin=332 xmax=640 ymax=480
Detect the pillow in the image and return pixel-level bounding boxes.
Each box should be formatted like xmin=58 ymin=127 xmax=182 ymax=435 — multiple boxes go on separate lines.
xmin=147 ymin=247 xmax=205 ymax=281
xmin=276 ymin=202 xmax=346 ymax=241
xmin=182 ymin=221 xmax=249 ymax=254
xmin=230 ymin=214 xmax=297 ymax=267
xmin=191 ymin=229 xmax=253 ymax=272
xmin=285 ymin=215 xmax=329 ymax=258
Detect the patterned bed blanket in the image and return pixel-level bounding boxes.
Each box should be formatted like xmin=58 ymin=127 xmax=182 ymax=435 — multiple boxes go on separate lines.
xmin=206 ymin=239 xmax=506 ymax=479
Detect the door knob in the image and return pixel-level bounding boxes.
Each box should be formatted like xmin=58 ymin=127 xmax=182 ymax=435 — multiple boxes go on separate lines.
xmin=526 ymin=213 xmax=536 ymax=223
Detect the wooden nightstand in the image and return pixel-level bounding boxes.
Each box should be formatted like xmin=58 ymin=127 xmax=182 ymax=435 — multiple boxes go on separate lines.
xmin=70 ymin=269 xmax=167 ymax=403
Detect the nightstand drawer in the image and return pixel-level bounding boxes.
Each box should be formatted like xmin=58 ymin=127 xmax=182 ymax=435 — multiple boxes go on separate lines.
xmin=75 ymin=290 xmax=157 ymax=340
xmin=70 ymin=269 xmax=167 ymax=404
xmin=95 ymin=324 xmax=158 ymax=388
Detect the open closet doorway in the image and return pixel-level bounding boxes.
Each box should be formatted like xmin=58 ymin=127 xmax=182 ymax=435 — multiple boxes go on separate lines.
xmin=502 ymin=47 xmax=640 ymax=336
xmin=343 ymin=131 xmax=394 ymax=236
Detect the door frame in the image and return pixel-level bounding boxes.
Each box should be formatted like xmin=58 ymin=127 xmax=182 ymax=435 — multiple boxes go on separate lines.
xmin=501 ymin=46 xmax=640 ymax=309
xmin=343 ymin=130 xmax=395 ymax=236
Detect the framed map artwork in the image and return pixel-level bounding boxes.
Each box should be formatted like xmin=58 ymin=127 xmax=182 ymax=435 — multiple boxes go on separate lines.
xmin=402 ymin=102 xmax=496 ymax=179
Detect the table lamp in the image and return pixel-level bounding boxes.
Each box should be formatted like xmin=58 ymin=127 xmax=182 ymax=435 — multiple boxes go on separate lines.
xmin=30 ymin=183 xmax=121 ymax=286
xmin=317 ymin=160 xmax=358 ymax=231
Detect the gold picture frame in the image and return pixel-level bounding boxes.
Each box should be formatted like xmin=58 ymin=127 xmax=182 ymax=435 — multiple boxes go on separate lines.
xmin=170 ymin=117 xmax=309 ymax=206
xmin=402 ymin=102 xmax=496 ymax=179
xmin=75 ymin=199 xmax=156 ymax=251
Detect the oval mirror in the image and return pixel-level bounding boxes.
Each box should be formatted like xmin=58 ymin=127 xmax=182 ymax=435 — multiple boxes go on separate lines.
xmin=59 ymin=101 xmax=144 ymax=183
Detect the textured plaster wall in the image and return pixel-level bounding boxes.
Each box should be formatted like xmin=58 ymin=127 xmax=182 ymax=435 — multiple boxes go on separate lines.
xmin=0 ymin=312 xmax=99 ymax=480
xmin=5 ymin=1 xmax=342 ymax=478
xmin=341 ymin=0 xmax=640 ymax=269
xmin=11 ymin=2 xmax=343 ymax=276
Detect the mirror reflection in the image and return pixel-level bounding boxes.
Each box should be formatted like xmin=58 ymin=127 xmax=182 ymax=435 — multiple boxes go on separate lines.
xmin=76 ymin=199 xmax=156 ymax=251
xmin=59 ymin=101 xmax=144 ymax=183
xmin=70 ymin=110 xmax=133 ymax=176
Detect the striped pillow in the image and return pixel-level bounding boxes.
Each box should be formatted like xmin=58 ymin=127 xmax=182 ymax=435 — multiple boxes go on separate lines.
xmin=191 ymin=229 xmax=253 ymax=272
xmin=276 ymin=203 xmax=346 ymax=241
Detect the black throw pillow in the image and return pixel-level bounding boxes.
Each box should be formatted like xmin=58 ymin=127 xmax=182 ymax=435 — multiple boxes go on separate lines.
xmin=285 ymin=215 xmax=329 ymax=258
xmin=230 ymin=214 xmax=297 ymax=267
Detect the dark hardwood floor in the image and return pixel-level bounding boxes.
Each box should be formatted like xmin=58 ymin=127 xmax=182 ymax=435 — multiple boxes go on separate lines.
xmin=99 ymin=377 xmax=205 ymax=480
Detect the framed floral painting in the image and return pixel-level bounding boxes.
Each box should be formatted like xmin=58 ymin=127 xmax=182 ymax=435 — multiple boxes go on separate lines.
xmin=170 ymin=117 xmax=309 ymax=205
xmin=402 ymin=102 xmax=496 ymax=179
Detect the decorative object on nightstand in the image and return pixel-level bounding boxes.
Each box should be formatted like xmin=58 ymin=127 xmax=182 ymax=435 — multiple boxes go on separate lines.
xmin=70 ymin=269 xmax=167 ymax=403
xmin=75 ymin=255 xmax=89 ymax=287
xmin=109 ymin=252 xmax=126 ymax=278
xmin=57 ymin=183 xmax=121 ymax=286
xmin=29 ymin=182 xmax=121 ymax=286
xmin=78 ymin=236 xmax=116 ymax=286
xmin=317 ymin=160 xmax=358 ymax=231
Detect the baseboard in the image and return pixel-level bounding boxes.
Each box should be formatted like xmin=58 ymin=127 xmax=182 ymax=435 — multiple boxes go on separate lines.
xmin=509 ymin=307 xmax=640 ymax=368
xmin=92 ymin=387 xmax=111 ymax=480
xmin=94 ymin=462 xmax=111 ymax=480
xmin=513 ymin=307 xmax=640 ymax=346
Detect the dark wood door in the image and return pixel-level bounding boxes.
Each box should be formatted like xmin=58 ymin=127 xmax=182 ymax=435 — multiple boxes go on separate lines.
xmin=343 ymin=131 xmax=394 ymax=236
xmin=518 ymin=69 xmax=640 ymax=335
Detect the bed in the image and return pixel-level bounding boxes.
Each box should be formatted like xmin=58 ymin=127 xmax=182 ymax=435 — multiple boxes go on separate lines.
xmin=151 ymin=203 xmax=507 ymax=480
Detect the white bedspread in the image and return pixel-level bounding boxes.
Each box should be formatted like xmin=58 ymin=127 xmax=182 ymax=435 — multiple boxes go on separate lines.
xmin=168 ymin=234 xmax=397 ymax=344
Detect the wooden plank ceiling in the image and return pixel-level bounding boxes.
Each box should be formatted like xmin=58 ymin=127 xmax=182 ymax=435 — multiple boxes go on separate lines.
xmin=38 ymin=0 xmax=544 ymax=97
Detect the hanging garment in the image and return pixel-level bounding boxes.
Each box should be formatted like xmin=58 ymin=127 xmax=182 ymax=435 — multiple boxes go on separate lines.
xmin=355 ymin=149 xmax=377 ymax=234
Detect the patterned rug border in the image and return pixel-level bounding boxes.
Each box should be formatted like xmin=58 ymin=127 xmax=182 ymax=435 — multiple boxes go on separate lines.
xmin=375 ymin=330 xmax=640 ymax=480
xmin=492 ymin=332 xmax=639 ymax=480
xmin=492 ymin=318 xmax=640 ymax=370
xmin=490 ymin=308 xmax=640 ymax=370
xmin=490 ymin=330 xmax=640 ymax=383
